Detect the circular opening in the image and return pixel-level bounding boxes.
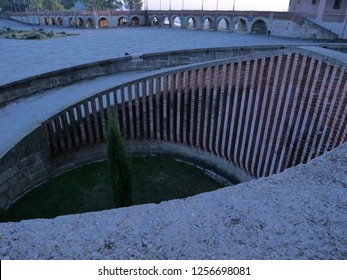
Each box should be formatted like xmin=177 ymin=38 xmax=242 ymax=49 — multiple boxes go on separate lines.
xmin=1 ymin=155 xmax=232 ymax=222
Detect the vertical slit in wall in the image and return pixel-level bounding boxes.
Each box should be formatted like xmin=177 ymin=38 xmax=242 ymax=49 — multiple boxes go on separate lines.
xmin=169 ymin=74 xmax=176 ymax=142
xmin=156 ymin=78 xmax=161 ymax=140
xmin=316 ymin=67 xmax=342 ymax=155
xmin=257 ymin=55 xmax=282 ymax=177
xmin=289 ymin=58 xmax=318 ymax=168
xmin=120 ymin=87 xmax=128 ymax=138
xmin=310 ymin=65 xmax=338 ymax=159
xmin=222 ymin=62 xmax=236 ymax=160
xmin=61 ymin=111 xmax=72 ymax=150
xmin=250 ymin=56 xmax=272 ymax=177
xmin=239 ymin=59 xmax=256 ymax=172
xmin=189 ymin=70 xmax=197 ymax=146
xmin=282 ymin=55 xmax=310 ymax=170
xmin=140 ymin=80 xmax=149 ymax=140
xmin=260 ymin=55 xmax=285 ymax=176
xmin=301 ymin=62 xmax=329 ymax=164
xmin=328 ymin=72 xmax=347 ymax=151
xmin=215 ymin=63 xmax=228 ymax=156
xmin=195 ymin=68 xmax=204 ymax=148
xmin=245 ymin=58 xmax=265 ymax=174
xmin=90 ymin=98 xmax=101 ymax=143
xmin=227 ymin=61 xmax=242 ymax=163
xmin=98 ymin=95 xmax=107 ymax=140
xmin=149 ymin=79 xmax=155 ymax=139
xmin=181 ymin=71 xmax=187 ymax=144
xmin=134 ymin=83 xmax=141 ymax=139
xmin=235 ymin=60 xmax=251 ymax=170
xmin=84 ymin=101 xmax=94 ymax=144
xmin=275 ymin=54 xmax=301 ymax=174
xmin=210 ymin=65 xmax=221 ymax=154
xmin=68 ymin=107 xmax=80 ymax=148
xmin=76 ymin=104 xmax=87 ymax=145
xmin=46 ymin=122 xmax=58 ymax=156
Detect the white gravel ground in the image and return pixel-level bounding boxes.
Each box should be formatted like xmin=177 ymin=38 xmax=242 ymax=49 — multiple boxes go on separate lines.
xmin=0 ymin=143 xmax=346 ymax=260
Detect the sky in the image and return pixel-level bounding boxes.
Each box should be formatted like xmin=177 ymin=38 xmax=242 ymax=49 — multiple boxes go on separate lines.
xmin=145 ymin=0 xmax=291 ymax=11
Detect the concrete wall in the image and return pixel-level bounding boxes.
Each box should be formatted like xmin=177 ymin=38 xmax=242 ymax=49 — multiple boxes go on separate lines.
xmin=1 ymin=47 xmax=346 ymax=214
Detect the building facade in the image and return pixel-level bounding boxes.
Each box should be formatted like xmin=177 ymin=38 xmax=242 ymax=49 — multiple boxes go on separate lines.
xmin=289 ymin=0 xmax=347 ymax=38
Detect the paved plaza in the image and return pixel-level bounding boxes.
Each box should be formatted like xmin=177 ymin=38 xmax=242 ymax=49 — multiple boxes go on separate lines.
xmin=0 ymin=19 xmax=309 ymax=86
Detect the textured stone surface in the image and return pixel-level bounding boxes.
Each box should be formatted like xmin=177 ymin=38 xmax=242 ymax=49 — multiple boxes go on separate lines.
xmin=0 ymin=142 xmax=346 ymax=260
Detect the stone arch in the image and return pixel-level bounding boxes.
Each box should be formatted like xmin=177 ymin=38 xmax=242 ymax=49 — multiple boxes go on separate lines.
xmin=251 ymin=19 xmax=268 ymax=34
xmin=118 ymin=17 xmax=128 ymax=26
xmin=186 ymin=17 xmax=197 ymax=29
xmin=151 ymin=16 xmax=159 ymax=26
xmin=234 ymin=18 xmax=248 ymax=32
xmin=28 ymin=16 xmax=33 ymax=24
xmin=77 ymin=17 xmax=84 ymax=27
xmin=172 ymin=16 xmax=181 ymax=28
xmin=202 ymin=17 xmax=214 ymax=30
xmin=69 ymin=17 xmax=75 ymax=27
xmin=162 ymin=16 xmax=170 ymax=27
xmin=57 ymin=17 xmax=63 ymax=26
xmin=217 ymin=17 xmax=229 ymax=31
xmin=49 ymin=17 xmax=55 ymax=26
xmin=131 ymin=16 xmax=140 ymax=26
xmin=86 ymin=18 xmax=94 ymax=28
xmin=99 ymin=17 xmax=109 ymax=28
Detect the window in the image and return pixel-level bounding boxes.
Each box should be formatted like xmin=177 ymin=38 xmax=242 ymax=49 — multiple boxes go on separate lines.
xmin=334 ymin=0 xmax=342 ymax=9
xmin=312 ymin=0 xmax=317 ymax=5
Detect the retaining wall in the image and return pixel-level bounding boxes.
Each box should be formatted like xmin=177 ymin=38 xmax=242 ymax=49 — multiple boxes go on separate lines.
xmin=0 ymin=46 xmax=346 ymax=213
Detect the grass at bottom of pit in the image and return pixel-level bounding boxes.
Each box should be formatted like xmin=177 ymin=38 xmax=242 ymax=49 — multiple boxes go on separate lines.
xmin=1 ymin=155 xmax=224 ymax=222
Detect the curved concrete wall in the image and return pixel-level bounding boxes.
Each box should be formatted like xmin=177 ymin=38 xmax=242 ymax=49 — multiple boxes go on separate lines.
xmin=0 ymin=47 xmax=346 ymax=212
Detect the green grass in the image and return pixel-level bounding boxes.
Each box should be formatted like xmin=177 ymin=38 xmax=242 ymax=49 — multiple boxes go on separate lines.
xmin=1 ymin=156 xmax=223 ymax=222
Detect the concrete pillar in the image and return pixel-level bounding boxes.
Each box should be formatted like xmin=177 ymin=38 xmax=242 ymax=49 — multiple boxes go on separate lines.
xmin=317 ymin=0 xmax=327 ymax=21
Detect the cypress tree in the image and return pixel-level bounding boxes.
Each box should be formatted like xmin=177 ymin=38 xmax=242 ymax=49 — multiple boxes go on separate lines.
xmin=106 ymin=108 xmax=132 ymax=208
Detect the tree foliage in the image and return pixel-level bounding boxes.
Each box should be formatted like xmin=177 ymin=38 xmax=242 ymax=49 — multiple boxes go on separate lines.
xmin=0 ymin=0 xmax=13 ymax=12
xmin=122 ymin=0 xmax=142 ymax=10
xmin=81 ymin=0 xmax=123 ymax=11
xmin=106 ymin=108 xmax=133 ymax=208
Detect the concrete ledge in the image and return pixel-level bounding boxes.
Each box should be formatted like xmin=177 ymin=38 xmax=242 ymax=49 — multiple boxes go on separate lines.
xmin=0 ymin=142 xmax=345 ymax=259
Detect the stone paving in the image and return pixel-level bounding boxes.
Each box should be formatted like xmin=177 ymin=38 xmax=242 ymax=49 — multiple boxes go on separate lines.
xmin=0 ymin=19 xmax=309 ymax=86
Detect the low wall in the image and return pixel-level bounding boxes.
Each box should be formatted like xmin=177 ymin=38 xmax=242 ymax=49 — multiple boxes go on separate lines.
xmin=1 ymin=44 xmax=347 ymax=106
xmin=0 ymin=45 xmax=290 ymax=106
